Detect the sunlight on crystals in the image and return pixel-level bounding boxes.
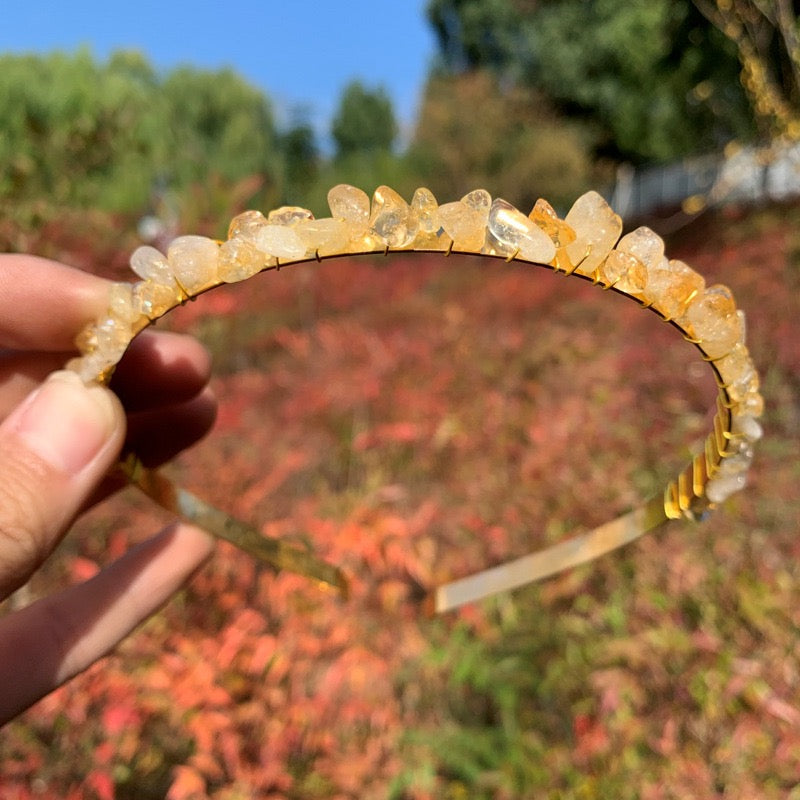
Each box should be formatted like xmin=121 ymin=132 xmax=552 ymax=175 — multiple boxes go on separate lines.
xmin=487 ymin=198 xmax=556 ymax=264
xmin=130 ymin=245 xmax=176 ymax=286
xmin=294 ymin=218 xmax=350 ymax=256
xmin=647 ymin=260 xmax=705 ymax=320
xmin=328 ymin=184 xmax=371 ymax=229
xmin=168 ymin=235 xmax=220 ymax=294
xmin=599 ymin=250 xmax=647 ymax=294
xmin=529 ymin=199 xmax=576 ymax=248
xmin=564 ymin=191 xmax=622 ymax=277
xmin=268 ymin=206 xmax=314 ymax=225
xmin=438 ymin=195 xmax=488 ymax=251
xmin=685 ymin=284 xmax=743 ymax=358
xmin=228 ymin=209 xmax=267 ymax=240
xmin=411 ymin=187 xmax=449 ymax=249
xmin=218 ymin=237 xmax=265 ymax=282
xmin=108 ymin=282 xmax=139 ymax=325
xmin=254 ymin=225 xmax=308 ymax=260
xmin=132 ymin=277 xmax=180 ymax=319
xmin=370 ymin=185 xmax=418 ymax=248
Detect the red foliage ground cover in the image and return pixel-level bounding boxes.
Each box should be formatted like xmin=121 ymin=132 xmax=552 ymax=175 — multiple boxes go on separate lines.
xmin=2 ymin=203 xmax=800 ymax=798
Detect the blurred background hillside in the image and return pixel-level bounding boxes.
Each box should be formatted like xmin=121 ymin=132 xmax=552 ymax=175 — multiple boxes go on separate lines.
xmin=2 ymin=2 xmax=800 ymax=799
xmin=2 ymin=0 xmax=798 ymax=250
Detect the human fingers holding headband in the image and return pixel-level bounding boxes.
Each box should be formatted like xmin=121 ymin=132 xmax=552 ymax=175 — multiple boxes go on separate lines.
xmin=0 ymin=254 xmax=216 ymax=724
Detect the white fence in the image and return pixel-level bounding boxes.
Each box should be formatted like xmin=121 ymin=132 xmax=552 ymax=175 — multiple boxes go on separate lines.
xmin=610 ymin=141 xmax=800 ymax=220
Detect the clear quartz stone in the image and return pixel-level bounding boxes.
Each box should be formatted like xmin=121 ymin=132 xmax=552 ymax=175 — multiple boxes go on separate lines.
xmin=369 ymin=185 xmax=418 ymax=248
xmin=254 ymin=224 xmax=308 ymax=259
xmin=683 ymin=284 xmax=743 ymax=358
xmin=167 ymin=235 xmax=220 ymax=294
xmin=411 ymin=187 xmax=449 ymax=250
xmin=715 ymin=343 xmax=760 ymax=402
xmin=462 ymin=189 xmax=491 ymax=217
xmin=487 ymin=198 xmax=556 ymax=263
xmin=268 ymin=206 xmax=314 ymax=225
xmin=732 ymin=413 xmax=764 ymax=442
xmin=411 ymin=187 xmax=440 ymax=234
xmin=218 ymin=237 xmax=265 ymax=282
xmin=564 ymin=191 xmax=622 ymax=276
xmin=706 ymin=472 xmax=748 ymax=504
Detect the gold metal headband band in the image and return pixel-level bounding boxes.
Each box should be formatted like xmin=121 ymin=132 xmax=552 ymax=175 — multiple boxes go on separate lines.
xmin=67 ymin=185 xmax=764 ymax=613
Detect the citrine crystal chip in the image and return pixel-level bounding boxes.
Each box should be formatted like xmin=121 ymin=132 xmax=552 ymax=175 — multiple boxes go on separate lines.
xmin=529 ymin=198 xmax=576 ymax=248
xmin=438 ymin=190 xmax=492 ymax=251
xmin=328 ymin=184 xmax=370 ymax=229
xmin=228 ymin=210 xmax=267 ymax=241
xmin=254 ymin=225 xmax=308 ymax=260
xmin=410 ymin=187 xmax=448 ymax=249
xmin=647 ymin=259 xmax=705 ymax=320
xmin=684 ymin=284 xmax=743 ymax=359
xmin=715 ymin=343 xmax=760 ymax=402
xmin=599 ymin=250 xmax=647 ymax=295
xmin=133 ymin=279 xmax=180 ymax=319
xmin=295 ymin=218 xmax=351 ymax=256
xmin=218 ymin=237 xmax=265 ymax=282
xmin=564 ymin=191 xmax=622 ymax=277
xmin=130 ymin=246 xmax=176 ymax=287
xmin=108 ymin=282 xmax=140 ymax=325
xmin=167 ymin=235 xmax=220 ymax=294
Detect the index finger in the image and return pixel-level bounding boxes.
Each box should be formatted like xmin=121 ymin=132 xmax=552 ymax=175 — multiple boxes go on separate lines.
xmin=0 ymin=255 xmax=111 ymax=351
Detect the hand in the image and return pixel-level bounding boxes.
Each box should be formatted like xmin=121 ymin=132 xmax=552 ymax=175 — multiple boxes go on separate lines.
xmin=0 ymin=254 xmax=218 ymax=724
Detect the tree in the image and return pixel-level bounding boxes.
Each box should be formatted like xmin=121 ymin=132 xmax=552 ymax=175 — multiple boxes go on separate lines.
xmin=425 ymin=0 xmax=756 ymax=162
xmin=280 ymin=118 xmax=319 ymax=201
xmin=694 ymin=0 xmax=800 ymax=140
xmin=160 ymin=66 xmax=281 ymax=188
xmin=0 ymin=51 xmax=283 ymax=215
xmin=330 ymin=81 xmax=398 ymax=158
xmin=410 ymin=70 xmax=592 ymax=210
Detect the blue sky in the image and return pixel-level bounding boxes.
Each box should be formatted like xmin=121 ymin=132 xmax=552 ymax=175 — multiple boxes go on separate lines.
xmin=0 ymin=1 xmax=437 ymax=145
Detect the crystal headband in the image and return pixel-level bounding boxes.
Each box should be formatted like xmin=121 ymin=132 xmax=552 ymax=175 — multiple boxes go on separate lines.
xmin=67 ymin=185 xmax=764 ymax=613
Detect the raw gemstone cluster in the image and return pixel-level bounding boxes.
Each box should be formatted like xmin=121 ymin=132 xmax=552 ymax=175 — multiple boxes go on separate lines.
xmin=67 ymin=185 xmax=763 ymax=509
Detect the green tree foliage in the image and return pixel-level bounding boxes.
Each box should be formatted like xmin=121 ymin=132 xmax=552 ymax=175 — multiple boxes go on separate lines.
xmin=410 ymin=70 xmax=592 ymax=210
xmin=426 ymin=0 xmax=756 ymax=162
xmin=160 ymin=66 xmax=280 ymax=188
xmin=0 ymin=49 xmax=281 ymax=215
xmin=280 ymin=119 xmax=320 ymax=201
xmin=695 ymin=0 xmax=800 ymax=140
xmin=331 ymin=80 xmax=398 ymax=158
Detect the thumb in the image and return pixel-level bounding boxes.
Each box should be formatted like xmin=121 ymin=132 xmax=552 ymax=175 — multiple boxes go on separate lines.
xmin=0 ymin=370 xmax=125 ymax=597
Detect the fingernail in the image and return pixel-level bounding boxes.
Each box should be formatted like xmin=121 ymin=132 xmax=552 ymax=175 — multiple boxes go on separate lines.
xmin=13 ymin=371 xmax=119 ymax=474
